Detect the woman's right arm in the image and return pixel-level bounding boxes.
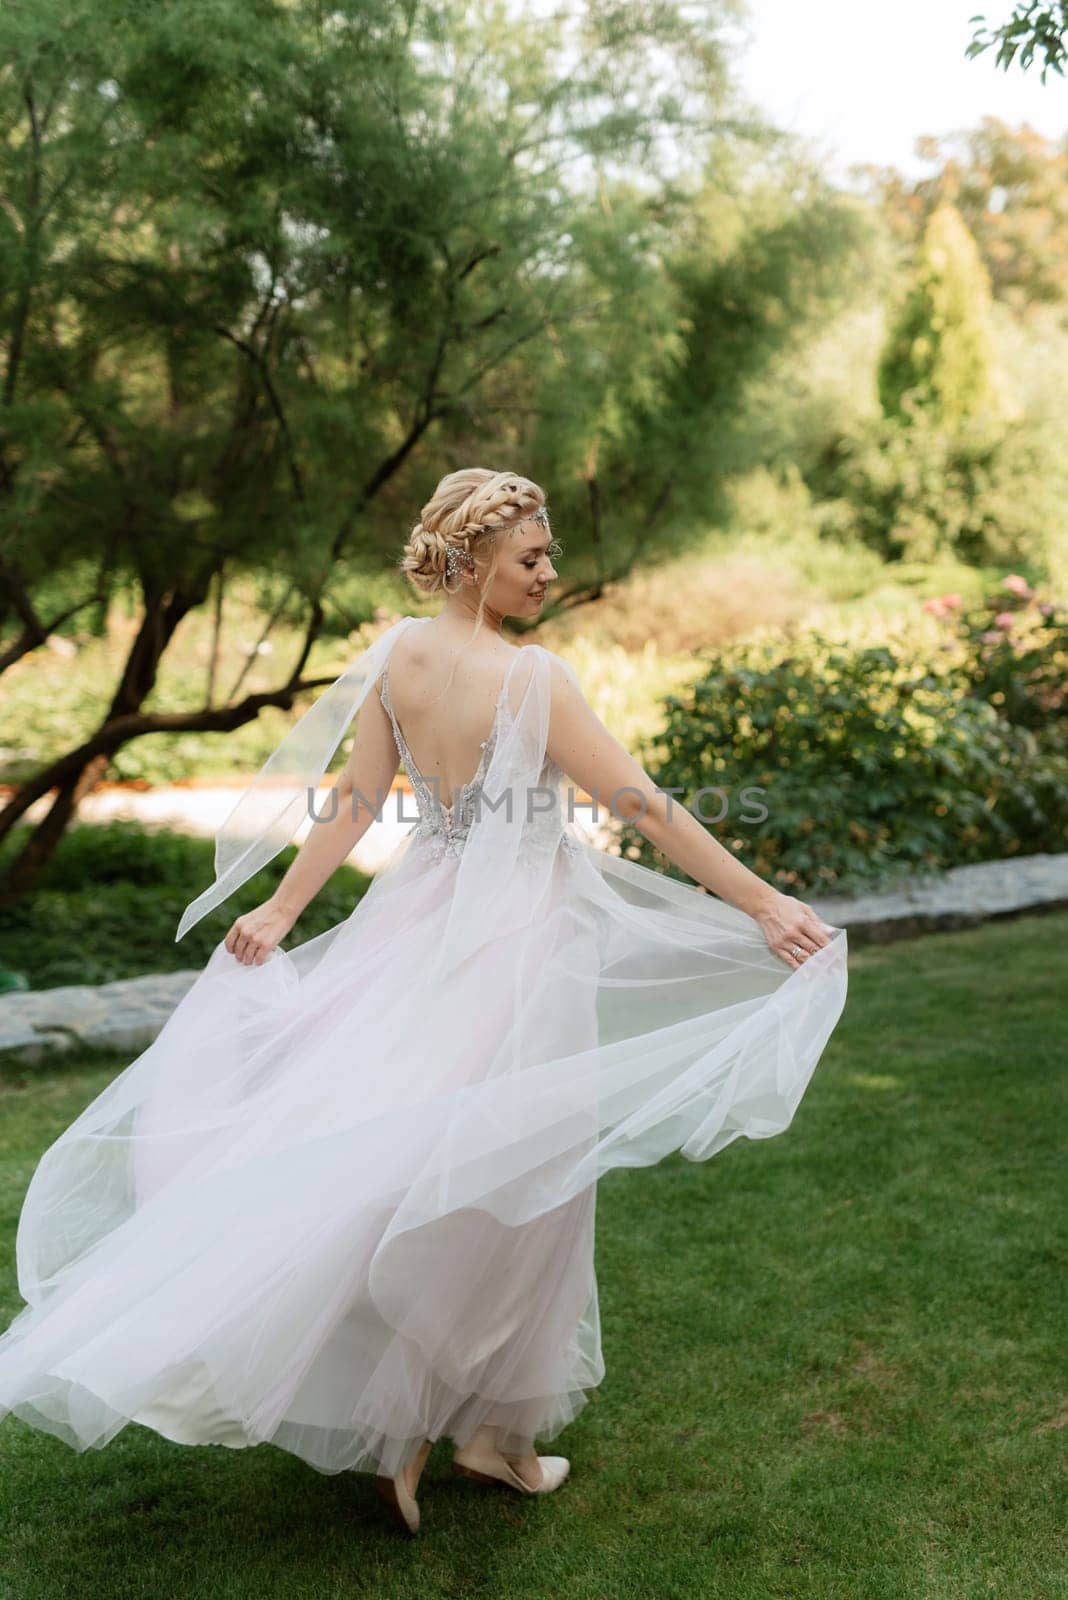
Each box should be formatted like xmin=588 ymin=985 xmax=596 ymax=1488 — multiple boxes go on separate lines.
xmin=544 ymin=653 xmax=833 ymax=968
xmin=224 ymin=678 xmax=401 ymax=966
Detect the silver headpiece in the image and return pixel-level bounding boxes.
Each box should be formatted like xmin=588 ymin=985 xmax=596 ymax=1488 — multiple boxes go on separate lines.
xmin=444 ymin=504 xmax=552 ymax=583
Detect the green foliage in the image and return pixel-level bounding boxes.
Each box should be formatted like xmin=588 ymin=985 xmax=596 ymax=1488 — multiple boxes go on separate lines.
xmin=625 ymin=170 xmax=874 ymax=544
xmin=878 ymin=202 xmax=1004 ymax=428
xmin=949 ymin=577 xmax=1068 ymax=736
xmin=719 ymin=463 xmax=888 ymax=603
xmin=0 ymin=822 xmax=372 ymax=989
xmin=968 ymin=2 xmax=1068 ymax=84
xmin=813 ymin=411 xmax=1061 ymax=569
xmin=628 ymin=584 xmax=1068 ymax=895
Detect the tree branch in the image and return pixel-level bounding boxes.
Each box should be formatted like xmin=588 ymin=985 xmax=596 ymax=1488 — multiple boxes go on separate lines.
xmin=210 ymin=321 xmax=307 ymax=507
xmin=0 ymin=671 xmax=342 ymax=841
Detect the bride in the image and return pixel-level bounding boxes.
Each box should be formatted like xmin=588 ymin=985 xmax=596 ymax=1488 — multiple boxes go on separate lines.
xmin=0 ymin=467 xmax=847 ymax=1536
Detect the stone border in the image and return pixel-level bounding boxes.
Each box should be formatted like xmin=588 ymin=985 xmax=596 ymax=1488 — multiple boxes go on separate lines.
xmin=0 ymin=972 xmax=200 ymax=1067
xmin=813 ymin=850 xmax=1068 ymax=944
xmin=2 ymin=851 xmax=1065 ymax=1068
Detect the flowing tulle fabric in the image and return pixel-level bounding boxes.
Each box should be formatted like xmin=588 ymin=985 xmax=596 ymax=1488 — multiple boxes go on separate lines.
xmin=0 ymin=617 xmax=848 ymax=1477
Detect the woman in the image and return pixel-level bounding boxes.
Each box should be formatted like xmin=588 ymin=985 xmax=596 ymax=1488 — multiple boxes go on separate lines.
xmin=0 ymin=468 xmax=847 ymax=1536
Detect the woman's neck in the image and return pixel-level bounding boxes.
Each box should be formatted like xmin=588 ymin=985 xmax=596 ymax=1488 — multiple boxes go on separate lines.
xmin=439 ymin=592 xmax=505 ymax=636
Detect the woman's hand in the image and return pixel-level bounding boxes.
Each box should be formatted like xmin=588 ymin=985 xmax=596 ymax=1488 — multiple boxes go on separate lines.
xmin=753 ymin=890 xmax=834 ymax=969
xmin=224 ymin=899 xmax=297 ymax=966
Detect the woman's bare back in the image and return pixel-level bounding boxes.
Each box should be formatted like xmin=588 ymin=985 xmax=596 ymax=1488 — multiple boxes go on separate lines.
xmin=378 ymin=622 xmax=525 ymax=812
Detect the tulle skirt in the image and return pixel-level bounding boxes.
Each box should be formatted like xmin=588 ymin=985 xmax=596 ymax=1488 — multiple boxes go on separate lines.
xmin=0 ymin=824 xmax=847 ymax=1477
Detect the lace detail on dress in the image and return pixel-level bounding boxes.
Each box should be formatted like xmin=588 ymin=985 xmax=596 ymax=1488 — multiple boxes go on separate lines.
xmin=378 ymin=659 xmax=580 ymax=866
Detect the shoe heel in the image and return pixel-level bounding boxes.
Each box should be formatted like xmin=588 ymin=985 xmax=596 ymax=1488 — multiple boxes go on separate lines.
xmin=374 ymin=1474 xmax=420 ymax=1535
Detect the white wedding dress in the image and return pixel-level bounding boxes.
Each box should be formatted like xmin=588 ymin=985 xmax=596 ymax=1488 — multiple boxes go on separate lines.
xmin=0 ymin=616 xmax=848 ymax=1478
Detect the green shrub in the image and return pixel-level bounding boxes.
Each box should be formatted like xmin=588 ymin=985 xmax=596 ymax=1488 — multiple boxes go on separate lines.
xmin=628 ymin=590 xmax=1068 ymax=896
xmin=814 ymin=414 xmax=1063 ymax=574
xmin=945 ymin=581 xmax=1067 ymax=741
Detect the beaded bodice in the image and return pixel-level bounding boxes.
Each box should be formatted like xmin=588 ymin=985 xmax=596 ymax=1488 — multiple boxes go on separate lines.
xmin=378 ymin=655 xmax=578 ymax=865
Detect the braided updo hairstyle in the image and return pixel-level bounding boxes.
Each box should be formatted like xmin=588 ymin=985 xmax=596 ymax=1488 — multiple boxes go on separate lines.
xmin=399 ymin=468 xmax=547 ymax=619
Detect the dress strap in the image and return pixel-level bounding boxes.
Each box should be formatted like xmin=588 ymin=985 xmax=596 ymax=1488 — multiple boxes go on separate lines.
xmin=378 ymin=662 xmax=423 ymax=784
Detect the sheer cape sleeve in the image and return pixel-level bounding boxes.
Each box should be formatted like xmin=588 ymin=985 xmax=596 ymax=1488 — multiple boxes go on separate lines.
xmin=174 ymin=615 xmax=427 ymax=943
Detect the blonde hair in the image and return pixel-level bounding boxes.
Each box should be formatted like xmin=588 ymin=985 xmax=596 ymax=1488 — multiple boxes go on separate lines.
xmin=398 ymin=467 xmax=547 ymax=633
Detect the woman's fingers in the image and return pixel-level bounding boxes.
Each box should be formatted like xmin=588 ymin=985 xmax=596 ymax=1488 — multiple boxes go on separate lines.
xmin=221 ymin=901 xmax=296 ymax=966
xmin=791 ymin=910 xmax=833 ymax=953
xmin=775 ymin=906 xmax=835 ymax=966
xmin=225 ymin=917 xmax=268 ymax=965
xmin=803 ymin=908 xmax=833 ymax=948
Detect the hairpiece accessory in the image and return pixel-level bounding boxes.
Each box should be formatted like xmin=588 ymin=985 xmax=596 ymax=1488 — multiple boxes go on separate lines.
xmin=444 ymin=544 xmax=474 ymax=581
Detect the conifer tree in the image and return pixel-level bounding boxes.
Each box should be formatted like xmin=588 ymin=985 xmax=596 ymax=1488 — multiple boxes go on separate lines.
xmin=877 ymin=202 xmax=1002 ymax=427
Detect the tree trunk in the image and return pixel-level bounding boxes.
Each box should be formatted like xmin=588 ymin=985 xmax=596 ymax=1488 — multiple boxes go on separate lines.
xmin=0 ymin=580 xmax=201 ymax=903
xmin=0 ymin=754 xmax=109 ymax=903
xmin=0 ymin=586 xmax=335 ymax=906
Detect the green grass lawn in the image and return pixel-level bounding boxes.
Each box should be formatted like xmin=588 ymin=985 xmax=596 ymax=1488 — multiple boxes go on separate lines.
xmin=1 ymin=912 xmax=1066 ymax=1598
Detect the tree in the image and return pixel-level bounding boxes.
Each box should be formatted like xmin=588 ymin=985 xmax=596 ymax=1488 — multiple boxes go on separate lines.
xmin=877 ymin=202 xmax=1004 ymax=427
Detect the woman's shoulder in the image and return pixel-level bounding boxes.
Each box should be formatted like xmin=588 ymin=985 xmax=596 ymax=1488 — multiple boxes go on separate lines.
xmin=510 ymin=638 xmax=565 ymax=666
xmin=507 ymin=640 xmax=578 ymax=685
xmin=525 ymin=642 xmax=579 ymax=687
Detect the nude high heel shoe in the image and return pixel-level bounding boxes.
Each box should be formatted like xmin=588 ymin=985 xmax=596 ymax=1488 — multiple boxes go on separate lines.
xmin=374 ymin=1438 xmax=433 ymax=1535
xmin=452 ymin=1442 xmax=570 ymax=1495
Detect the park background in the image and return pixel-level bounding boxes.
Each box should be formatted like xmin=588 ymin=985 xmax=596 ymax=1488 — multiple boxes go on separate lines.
xmin=0 ymin=1 xmax=1065 ymax=1595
